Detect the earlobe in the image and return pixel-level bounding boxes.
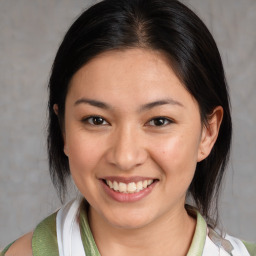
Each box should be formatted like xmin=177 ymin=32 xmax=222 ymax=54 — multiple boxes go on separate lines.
xmin=197 ymin=106 xmax=223 ymax=162
xmin=64 ymin=145 xmax=69 ymax=156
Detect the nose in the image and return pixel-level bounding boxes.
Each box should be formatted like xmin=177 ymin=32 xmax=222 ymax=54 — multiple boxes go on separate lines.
xmin=106 ymin=125 xmax=147 ymax=171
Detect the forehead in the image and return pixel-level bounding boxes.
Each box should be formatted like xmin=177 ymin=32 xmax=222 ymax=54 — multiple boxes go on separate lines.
xmin=67 ymin=48 xmax=196 ymax=109
xmin=70 ymin=48 xmax=176 ymax=84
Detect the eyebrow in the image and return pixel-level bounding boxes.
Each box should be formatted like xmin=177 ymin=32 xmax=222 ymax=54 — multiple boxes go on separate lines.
xmin=74 ymin=98 xmax=111 ymax=109
xmin=74 ymin=97 xmax=184 ymax=111
xmin=139 ymin=98 xmax=184 ymax=112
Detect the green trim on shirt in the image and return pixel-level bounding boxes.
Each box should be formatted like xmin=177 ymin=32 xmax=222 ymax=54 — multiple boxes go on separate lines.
xmin=187 ymin=209 xmax=207 ymax=256
xmin=0 ymin=242 xmax=15 ymax=256
xmin=80 ymin=206 xmax=101 ymax=256
xmin=243 ymin=241 xmax=256 ymax=256
xmin=32 ymin=212 xmax=59 ymax=256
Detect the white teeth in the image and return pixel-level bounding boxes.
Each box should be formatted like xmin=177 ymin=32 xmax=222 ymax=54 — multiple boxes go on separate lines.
xmin=136 ymin=181 xmax=143 ymax=192
xmin=105 ymin=179 xmax=154 ymax=193
xmin=147 ymin=180 xmax=153 ymax=185
xmin=119 ymin=182 xmax=127 ymax=192
xmin=107 ymin=180 xmax=113 ymax=189
xmin=113 ymin=181 xmax=119 ymax=191
xmin=127 ymin=182 xmax=137 ymax=193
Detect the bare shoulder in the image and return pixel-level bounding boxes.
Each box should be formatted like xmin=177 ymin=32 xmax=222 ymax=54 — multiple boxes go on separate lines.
xmin=5 ymin=232 xmax=33 ymax=256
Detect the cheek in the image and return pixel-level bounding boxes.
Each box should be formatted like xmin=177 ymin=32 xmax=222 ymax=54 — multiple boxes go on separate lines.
xmin=66 ymin=134 xmax=106 ymax=200
xmin=152 ymin=136 xmax=199 ymax=201
xmin=151 ymin=133 xmax=200 ymax=178
xmin=65 ymin=131 xmax=104 ymax=178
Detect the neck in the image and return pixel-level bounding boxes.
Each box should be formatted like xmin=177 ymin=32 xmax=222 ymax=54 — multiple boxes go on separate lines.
xmin=88 ymin=204 xmax=196 ymax=256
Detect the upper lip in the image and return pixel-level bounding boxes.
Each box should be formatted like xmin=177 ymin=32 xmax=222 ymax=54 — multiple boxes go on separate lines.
xmin=100 ymin=176 xmax=158 ymax=184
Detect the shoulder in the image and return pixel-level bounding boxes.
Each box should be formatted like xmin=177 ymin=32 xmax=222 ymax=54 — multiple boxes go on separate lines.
xmin=3 ymin=232 xmax=33 ymax=256
xmin=1 ymin=212 xmax=58 ymax=256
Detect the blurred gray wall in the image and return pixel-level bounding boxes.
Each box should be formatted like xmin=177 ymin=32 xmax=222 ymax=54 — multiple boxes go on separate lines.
xmin=0 ymin=0 xmax=255 ymax=248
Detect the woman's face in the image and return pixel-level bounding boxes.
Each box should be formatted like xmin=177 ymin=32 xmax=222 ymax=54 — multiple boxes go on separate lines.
xmin=63 ymin=48 xmax=209 ymax=229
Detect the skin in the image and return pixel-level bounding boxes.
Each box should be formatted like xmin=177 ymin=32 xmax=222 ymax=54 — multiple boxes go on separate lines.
xmin=63 ymin=48 xmax=223 ymax=255
xmin=6 ymin=48 xmax=223 ymax=255
xmin=5 ymin=232 xmax=33 ymax=256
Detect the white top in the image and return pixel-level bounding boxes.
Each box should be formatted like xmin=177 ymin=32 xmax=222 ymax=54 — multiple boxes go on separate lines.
xmin=56 ymin=199 xmax=85 ymax=256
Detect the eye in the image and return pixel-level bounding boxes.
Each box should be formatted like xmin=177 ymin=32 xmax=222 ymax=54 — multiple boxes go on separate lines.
xmin=83 ymin=116 xmax=109 ymax=126
xmin=146 ymin=117 xmax=173 ymax=127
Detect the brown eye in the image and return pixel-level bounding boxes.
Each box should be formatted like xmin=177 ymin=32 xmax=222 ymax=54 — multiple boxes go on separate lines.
xmin=85 ymin=116 xmax=108 ymax=126
xmin=147 ymin=117 xmax=172 ymax=127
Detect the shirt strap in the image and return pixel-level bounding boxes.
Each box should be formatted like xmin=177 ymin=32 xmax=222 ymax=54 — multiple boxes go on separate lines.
xmin=32 ymin=212 xmax=59 ymax=256
xmin=79 ymin=202 xmax=101 ymax=256
xmin=56 ymin=199 xmax=86 ymax=256
xmin=186 ymin=206 xmax=207 ymax=256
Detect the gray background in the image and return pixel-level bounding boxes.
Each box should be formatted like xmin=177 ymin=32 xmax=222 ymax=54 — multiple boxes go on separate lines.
xmin=0 ymin=0 xmax=255 ymax=248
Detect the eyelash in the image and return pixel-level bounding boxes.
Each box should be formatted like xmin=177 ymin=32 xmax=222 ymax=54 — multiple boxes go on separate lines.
xmin=82 ymin=116 xmax=109 ymax=126
xmin=146 ymin=117 xmax=173 ymax=127
xmin=82 ymin=115 xmax=173 ymax=127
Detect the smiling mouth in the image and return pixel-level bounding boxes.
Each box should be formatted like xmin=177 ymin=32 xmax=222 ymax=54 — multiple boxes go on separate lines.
xmin=104 ymin=179 xmax=156 ymax=194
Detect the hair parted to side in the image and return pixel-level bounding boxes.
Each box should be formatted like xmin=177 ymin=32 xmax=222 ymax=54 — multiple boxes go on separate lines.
xmin=47 ymin=0 xmax=232 ymax=225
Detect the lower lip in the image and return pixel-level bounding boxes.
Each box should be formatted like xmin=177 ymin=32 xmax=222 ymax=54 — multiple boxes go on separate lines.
xmin=101 ymin=180 xmax=157 ymax=202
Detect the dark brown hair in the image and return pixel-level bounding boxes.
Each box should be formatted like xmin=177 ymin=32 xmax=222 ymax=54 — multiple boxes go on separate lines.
xmin=47 ymin=0 xmax=232 ymax=225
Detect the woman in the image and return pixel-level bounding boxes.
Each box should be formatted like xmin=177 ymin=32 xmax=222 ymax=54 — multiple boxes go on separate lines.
xmin=2 ymin=0 xmax=255 ymax=255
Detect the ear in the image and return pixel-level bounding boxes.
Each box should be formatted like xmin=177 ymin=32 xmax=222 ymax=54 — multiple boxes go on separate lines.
xmin=63 ymin=144 xmax=69 ymax=157
xmin=197 ymin=106 xmax=223 ymax=162
xmin=53 ymin=104 xmax=58 ymax=115
xmin=53 ymin=104 xmax=69 ymax=156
